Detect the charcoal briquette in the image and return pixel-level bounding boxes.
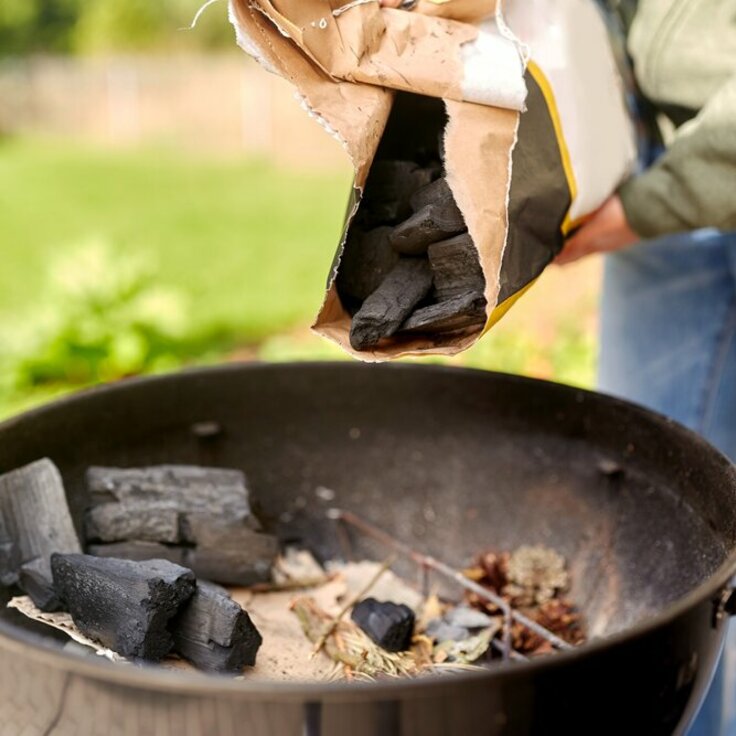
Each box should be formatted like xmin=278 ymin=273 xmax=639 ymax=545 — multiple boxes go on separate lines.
xmin=400 ymin=291 xmax=486 ymax=335
xmin=427 ymin=232 xmax=485 ymax=300
xmin=51 ymin=553 xmax=195 ymax=661
xmin=349 ymin=258 xmax=433 ymax=350
xmin=171 ymin=580 xmax=262 ymax=673
xmin=351 ymin=597 xmax=415 ymax=652
xmin=0 ymin=458 xmax=81 ymax=608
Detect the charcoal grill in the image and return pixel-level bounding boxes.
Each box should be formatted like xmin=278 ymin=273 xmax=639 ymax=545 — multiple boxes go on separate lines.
xmin=0 ymin=362 xmax=735 ymax=736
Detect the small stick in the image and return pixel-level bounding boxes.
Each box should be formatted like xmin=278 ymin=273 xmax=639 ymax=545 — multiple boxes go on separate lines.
xmin=502 ymin=608 xmax=513 ymax=662
xmin=312 ymin=555 xmax=396 ymax=656
xmin=333 ymin=509 xmax=572 ymax=651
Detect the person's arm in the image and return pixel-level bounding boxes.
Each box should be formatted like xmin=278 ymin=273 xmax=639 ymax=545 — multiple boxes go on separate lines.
xmin=619 ymin=72 xmax=736 ymax=238
xmin=557 ymin=73 xmax=736 ymax=265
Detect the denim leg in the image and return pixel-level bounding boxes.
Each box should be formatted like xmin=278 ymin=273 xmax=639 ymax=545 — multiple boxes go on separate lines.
xmin=599 ymin=229 xmax=736 ymax=736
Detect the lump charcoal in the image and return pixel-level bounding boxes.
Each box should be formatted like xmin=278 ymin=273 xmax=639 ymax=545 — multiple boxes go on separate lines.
xmin=389 ymin=203 xmax=466 ymax=256
xmin=351 ymin=597 xmax=415 ymax=652
xmin=85 ymin=465 xmax=259 ymax=544
xmin=171 ymin=580 xmax=262 ymax=673
xmin=427 ymin=233 xmax=486 ymax=300
xmin=400 ymin=292 xmax=486 ymax=335
xmin=89 ymin=523 xmax=277 ymax=586
xmin=51 ymin=553 xmax=195 ymax=661
xmin=19 ymin=558 xmax=62 ymax=612
xmin=360 ymin=160 xmax=435 ymax=226
xmin=181 ymin=515 xmax=278 ymax=586
xmin=0 ymin=458 xmax=81 ymax=607
xmin=349 ymin=258 xmax=433 ymax=351
xmin=409 ymin=177 xmax=455 ymax=214
xmin=336 ymin=226 xmax=399 ymax=302
xmin=87 ymin=541 xmax=186 ymax=566
xmin=85 ymin=504 xmax=180 ymax=545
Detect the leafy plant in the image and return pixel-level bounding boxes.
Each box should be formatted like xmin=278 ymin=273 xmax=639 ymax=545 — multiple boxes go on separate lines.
xmin=0 ymin=239 xmax=190 ymax=397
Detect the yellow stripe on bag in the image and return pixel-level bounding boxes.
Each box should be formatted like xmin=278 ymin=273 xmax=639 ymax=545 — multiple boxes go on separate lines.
xmin=526 ymin=61 xmax=578 ymax=236
xmin=483 ymin=277 xmax=538 ymax=334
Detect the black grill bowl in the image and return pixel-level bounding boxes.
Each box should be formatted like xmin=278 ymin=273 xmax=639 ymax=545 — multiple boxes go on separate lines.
xmin=0 ymin=362 xmax=735 ymax=736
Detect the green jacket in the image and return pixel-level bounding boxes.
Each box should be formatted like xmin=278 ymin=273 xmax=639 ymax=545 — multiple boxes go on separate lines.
xmin=618 ymin=0 xmax=736 ymax=237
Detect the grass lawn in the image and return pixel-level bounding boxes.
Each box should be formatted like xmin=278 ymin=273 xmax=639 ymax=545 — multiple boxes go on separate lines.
xmin=0 ymin=137 xmax=352 ymax=341
xmin=0 ymin=137 xmax=599 ymax=419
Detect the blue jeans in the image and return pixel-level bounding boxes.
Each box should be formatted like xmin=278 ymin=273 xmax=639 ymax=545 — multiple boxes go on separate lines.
xmin=600 ymin=229 xmax=736 ymax=736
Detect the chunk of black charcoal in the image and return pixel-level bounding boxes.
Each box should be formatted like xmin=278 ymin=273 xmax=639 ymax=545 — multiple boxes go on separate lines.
xmin=85 ymin=465 xmax=258 ymax=544
xmin=350 ymin=258 xmax=433 ymax=350
xmin=427 ymin=233 xmax=485 ymax=300
xmin=171 ymin=581 xmax=262 ymax=673
xmin=0 ymin=459 xmax=81 ymax=603
xmin=336 ymin=226 xmax=399 ymax=302
xmin=409 ymin=177 xmax=454 ymax=214
xmin=181 ymin=515 xmax=278 ymax=586
xmin=400 ymin=292 xmax=486 ymax=335
xmin=351 ymin=597 xmax=415 ymax=652
xmin=89 ymin=530 xmax=277 ymax=587
xmin=389 ymin=203 xmax=466 ymax=256
xmin=51 ymin=553 xmax=195 ymax=660
xmin=87 ymin=541 xmax=186 ymax=567
xmin=19 ymin=558 xmax=62 ymax=612
xmin=360 ymin=160 xmax=435 ymax=226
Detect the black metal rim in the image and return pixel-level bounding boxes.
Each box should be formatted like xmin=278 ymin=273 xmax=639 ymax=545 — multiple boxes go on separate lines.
xmin=0 ymin=361 xmax=734 ymax=699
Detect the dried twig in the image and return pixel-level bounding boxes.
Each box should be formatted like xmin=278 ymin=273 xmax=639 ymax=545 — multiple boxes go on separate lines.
xmin=331 ymin=509 xmax=573 ymax=652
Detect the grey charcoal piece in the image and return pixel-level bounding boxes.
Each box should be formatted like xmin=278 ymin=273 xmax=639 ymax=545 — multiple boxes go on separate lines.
xmin=400 ymin=292 xmax=486 ymax=335
xmin=425 ymin=619 xmax=470 ymax=643
xmin=87 ymin=541 xmax=186 ymax=567
xmin=336 ymin=226 xmax=399 ymax=302
xmin=171 ymin=581 xmax=263 ymax=673
xmin=0 ymin=458 xmax=81 ymax=600
xmin=427 ymin=232 xmax=486 ymax=300
xmin=389 ymin=203 xmax=466 ymax=256
xmin=51 ymin=553 xmax=195 ymax=661
xmin=88 ymin=523 xmax=278 ymax=587
xmin=362 ymin=160 xmax=435 ymax=225
xmin=349 ymin=258 xmax=434 ymax=351
xmin=444 ymin=606 xmax=496 ymax=629
xmin=182 ymin=515 xmax=279 ymax=586
xmin=84 ymin=465 xmax=259 ymax=544
xmin=19 ymin=558 xmax=62 ymax=612
xmin=409 ymin=177 xmax=455 ymax=213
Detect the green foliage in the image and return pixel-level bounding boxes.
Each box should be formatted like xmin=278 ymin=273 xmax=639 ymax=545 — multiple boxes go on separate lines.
xmin=0 ymin=241 xmax=191 ymax=396
xmin=0 ymin=0 xmax=234 ymax=57
xmin=0 ymin=0 xmax=81 ymax=55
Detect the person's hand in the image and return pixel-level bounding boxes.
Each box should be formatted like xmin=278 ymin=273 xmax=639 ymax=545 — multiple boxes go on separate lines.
xmin=379 ymin=0 xmax=403 ymax=6
xmin=555 ymin=195 xmax=639 ymax=266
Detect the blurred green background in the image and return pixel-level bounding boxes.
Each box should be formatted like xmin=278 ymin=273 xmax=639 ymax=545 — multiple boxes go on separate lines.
xmin=0 ymin=0 xmax=600 ymax=419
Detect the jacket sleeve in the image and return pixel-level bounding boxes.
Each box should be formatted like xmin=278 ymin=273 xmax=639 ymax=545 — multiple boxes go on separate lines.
xmin=618 ymin=73 xmax=736 ymax=238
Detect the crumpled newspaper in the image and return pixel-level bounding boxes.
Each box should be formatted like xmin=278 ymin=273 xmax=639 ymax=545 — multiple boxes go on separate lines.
xmin=7 ymin=596 xmax=125 ymax=662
